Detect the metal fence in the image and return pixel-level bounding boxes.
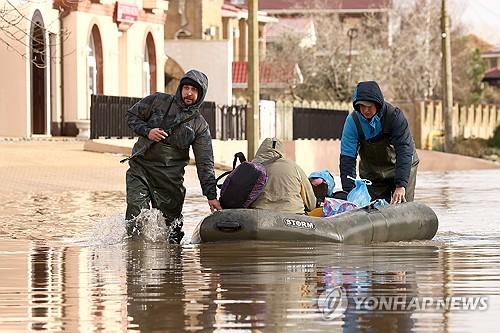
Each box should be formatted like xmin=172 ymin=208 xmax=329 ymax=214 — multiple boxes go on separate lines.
xmin=90 ymin=95 xmax=139 ymax=139
xmin=293 ymin=107 xmax=348 ymax=140
xmin=90 ymin=94 xmax=216 ymax=139
xmin=90 ymin=94 xmax=351 ymax=141
xmin=218 ymin=105 xmax=247 ymax=140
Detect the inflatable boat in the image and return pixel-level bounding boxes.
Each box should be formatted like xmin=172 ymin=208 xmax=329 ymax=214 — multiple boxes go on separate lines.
xmin=191 ymin=202 xmax=438 ymax=244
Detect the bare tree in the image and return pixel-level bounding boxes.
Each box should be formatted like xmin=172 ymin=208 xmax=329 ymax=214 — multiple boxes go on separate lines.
xmin=0 ymin=0 xmax=75 ymax=67
xmin=267 ymin=0 xmax=484 ymax=104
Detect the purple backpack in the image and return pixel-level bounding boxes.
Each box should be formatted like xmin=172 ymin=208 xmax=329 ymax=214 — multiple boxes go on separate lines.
xmin=217 ymin=152 xmax=280 ymax=209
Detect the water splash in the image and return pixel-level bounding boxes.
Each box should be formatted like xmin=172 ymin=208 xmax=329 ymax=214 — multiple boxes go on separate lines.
xmin=72 ymin=214 xmax=127 ymax=246
xmin=130 ymin=208 xmax=169 ymax=243
xmin=70 ymin=208 xmax=186 ymax=247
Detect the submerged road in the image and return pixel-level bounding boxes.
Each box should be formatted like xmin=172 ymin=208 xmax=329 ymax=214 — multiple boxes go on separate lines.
xmin=0 ymin=139 xmax=498 ymax=193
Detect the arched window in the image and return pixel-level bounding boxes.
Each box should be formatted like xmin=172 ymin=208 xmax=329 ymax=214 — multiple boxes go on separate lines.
xmin=142 ymin=44 xmax=150 ymax=96
xmin=143 ymin=33 xmax=156 ymax=96
xmin=87 ymin=25 xmax=103 ymax=119
xmin=30 ymin=10 xmax=47 ymax=135
xmin=88 ymin=36 xmax=97 ymax=96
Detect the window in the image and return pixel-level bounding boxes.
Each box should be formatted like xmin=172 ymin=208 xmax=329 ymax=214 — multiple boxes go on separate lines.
xmin=88 ymin=36 xmax=97 ymax=96
xmin=143 ymin=44 xmax=151 ymax=96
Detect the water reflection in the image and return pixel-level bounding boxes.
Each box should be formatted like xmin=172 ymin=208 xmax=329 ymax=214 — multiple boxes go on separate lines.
xmin=1 ymin=170 xmax=500 ymax=331
xmin=1 ymin=238 xmax=499 ymax=332
xmin=0 ymin=191 xmax=127 ymax=240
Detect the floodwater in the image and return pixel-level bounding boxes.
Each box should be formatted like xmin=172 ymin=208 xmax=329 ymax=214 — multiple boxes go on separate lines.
xmin=1 ymin=169 xmax=500 ymax=332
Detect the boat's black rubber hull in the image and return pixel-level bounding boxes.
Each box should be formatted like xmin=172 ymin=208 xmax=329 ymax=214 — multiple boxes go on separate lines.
xmin=193 ymin=202 xmax=438 ymax=244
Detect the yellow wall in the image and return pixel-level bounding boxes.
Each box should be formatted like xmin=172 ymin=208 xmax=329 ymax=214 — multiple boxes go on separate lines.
xmin=165 ymin=0 xmax=202 ymax=39
xmin=201 ymin=0 xmax=223 ymax=39
xmin=165 ymin=0 xmax=224 ymax=40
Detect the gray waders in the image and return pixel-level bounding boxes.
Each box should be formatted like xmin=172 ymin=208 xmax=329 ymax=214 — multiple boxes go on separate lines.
xmin=353 ymin=112 xmax=419 ymax=203
xmin=126 ymin=143 xmax=189 ymax=243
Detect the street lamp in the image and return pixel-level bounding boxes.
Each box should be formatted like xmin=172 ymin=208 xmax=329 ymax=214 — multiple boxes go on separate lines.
xmin=347 ymin=28 xmax=358 ymax=86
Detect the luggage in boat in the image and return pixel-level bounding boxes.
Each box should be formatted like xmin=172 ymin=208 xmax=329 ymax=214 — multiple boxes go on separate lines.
xmin=192 ymin=202 xmax=438 ymax=244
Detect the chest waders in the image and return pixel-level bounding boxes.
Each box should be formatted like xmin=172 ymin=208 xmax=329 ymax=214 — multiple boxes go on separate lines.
xmin=352 ymin=108 xmax=419 ymax=203
xmin=125 ymin=99 xmax=199 ymax=242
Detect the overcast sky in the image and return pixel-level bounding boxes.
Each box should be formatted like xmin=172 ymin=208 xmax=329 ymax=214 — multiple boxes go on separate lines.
xmin=450 ymin=0 xmax=500 ymax=45
xmin=394 ymin=0 xmax=500 ymax=46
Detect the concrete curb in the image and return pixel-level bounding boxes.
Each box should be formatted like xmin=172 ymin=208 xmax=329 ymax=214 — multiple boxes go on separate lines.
xmin=84 ymin=139 xmax=233 ymax=171
xmin=83 ymin=139 xmax=500 ymax=173
xmin=83 ymin=140 xmax=132 ymax=156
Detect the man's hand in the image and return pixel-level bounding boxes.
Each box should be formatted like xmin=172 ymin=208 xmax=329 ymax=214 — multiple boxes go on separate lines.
xmin=391 ymin=186 xmax=406 ymax=204
xmin=208 ymin=199 xmax=222 ymax=213
xmin=148 ymin=128 xmax=168 ymax=142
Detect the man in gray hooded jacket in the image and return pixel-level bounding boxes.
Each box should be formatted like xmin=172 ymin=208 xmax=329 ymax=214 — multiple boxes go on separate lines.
xmin=125 ymin=69 xmax=222 ymax=243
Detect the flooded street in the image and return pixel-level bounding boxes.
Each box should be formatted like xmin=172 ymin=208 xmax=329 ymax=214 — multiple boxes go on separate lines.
xmin=1 ymin=167 xmax=500 ymax=332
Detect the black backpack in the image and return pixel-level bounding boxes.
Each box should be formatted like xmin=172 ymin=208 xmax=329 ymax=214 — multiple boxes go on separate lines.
xmin=216 ymin=152 xmax=280 ymax=209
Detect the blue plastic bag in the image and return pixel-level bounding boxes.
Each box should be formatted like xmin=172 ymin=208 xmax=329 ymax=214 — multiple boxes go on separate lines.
xmin=347 ymin=177 xmax=372 ymax=207
xmin=372 ymin=198 xmax=388 ymax=207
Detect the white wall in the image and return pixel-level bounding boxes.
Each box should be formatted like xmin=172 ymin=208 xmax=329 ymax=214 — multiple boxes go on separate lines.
xmin=0 ymin=1 xmax=60 ymax=137
xmin=0 ymin=1 xmax=166 ymax=137
xmin=64 ymin=10 xmax=165 ymax=122
xmin=165 ymin=40 xmax=232 ymax=105
xmin=64 ymin=12 xmax=121 ymax=121
xmin=117 ymin=20 xmax=166 ymax=97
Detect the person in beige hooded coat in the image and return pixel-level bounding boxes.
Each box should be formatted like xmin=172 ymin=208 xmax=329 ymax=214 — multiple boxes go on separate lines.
xmin=251 ymin=138 xmax=316 ymax=214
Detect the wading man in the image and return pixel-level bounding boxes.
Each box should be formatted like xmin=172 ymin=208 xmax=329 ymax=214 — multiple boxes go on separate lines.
xmin=339 ymin=81 xmax=419 ymax=204
xmin=125 ymin=69 xmax=222 ymax=243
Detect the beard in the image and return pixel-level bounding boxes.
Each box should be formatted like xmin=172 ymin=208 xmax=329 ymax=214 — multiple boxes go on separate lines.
xmin=183 ymin=97 xmax=195 ymax=105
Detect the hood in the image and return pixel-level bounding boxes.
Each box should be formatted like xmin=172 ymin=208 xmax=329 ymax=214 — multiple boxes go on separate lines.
xmin=309 ymin=169 xmax=335 ymax=197
xmin=352 ymin=81 xmax=385 ymax=112
xmin=175 ymin=69 xmax=208 ymax=110
xmin=253 ymin=138 xmax=285 ymax=163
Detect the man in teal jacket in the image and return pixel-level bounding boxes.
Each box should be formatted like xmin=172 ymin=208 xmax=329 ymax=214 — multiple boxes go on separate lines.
xmin=340 ymin=81 xmax=419 ymax=204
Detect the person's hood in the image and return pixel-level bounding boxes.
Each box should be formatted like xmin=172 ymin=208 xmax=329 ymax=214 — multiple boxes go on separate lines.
xmin=175 ymin=69 xmax=208 ymax=110
xmin=309 ymin=169 xmax=335 ymax=197
xmin=253 ymin=138 xmax=285 ymax=163
xmin=351 ymin=81 xmax=385 ymax=112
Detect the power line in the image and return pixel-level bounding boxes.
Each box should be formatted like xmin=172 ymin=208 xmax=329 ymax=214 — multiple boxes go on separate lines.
xmin=467 ymin=1 xmax=500 ymax=20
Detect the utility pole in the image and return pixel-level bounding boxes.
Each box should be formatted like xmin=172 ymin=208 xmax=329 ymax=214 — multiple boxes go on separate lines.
xmin=347 ymin=28 xmax=358 ymax=89
xmin=247 ymin=0 xmax=260 ymax=159
xmin=441 ymin=0 xmax=453 ymax=152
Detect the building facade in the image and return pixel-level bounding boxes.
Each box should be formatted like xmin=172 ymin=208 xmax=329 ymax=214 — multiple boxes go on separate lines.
xmin=164 ymin=0 xmax=275 ymax=104
xmin=482 ymin=47 xmax=500 ymax=88
xmin=0 ymin=0 xmax=167 ymax=137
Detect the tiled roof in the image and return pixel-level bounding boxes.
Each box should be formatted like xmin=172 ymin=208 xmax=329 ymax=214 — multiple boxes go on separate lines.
xmin=482 ymin=47 xmax=500 ymax=57
xmin=232 ymin=61 xmax=295 ymax=86
xmin=258 ymin=0 xmax=391 ymax=11
xmin=484 ymin=67 xmax=500 ymax=80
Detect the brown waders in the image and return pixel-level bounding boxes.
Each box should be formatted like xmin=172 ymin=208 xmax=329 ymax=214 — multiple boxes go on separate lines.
xmin=353 ymin=112 xmax=419 ymax=203
xmin=126 ymin=143 xmax=189 ymax=243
